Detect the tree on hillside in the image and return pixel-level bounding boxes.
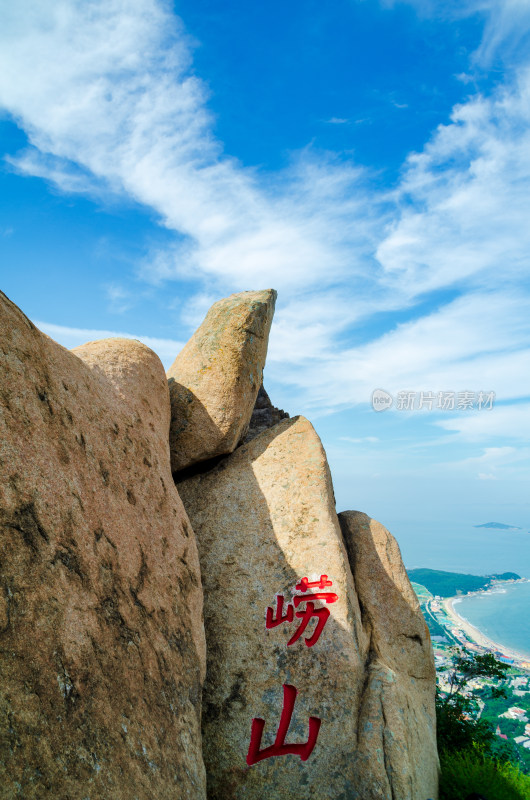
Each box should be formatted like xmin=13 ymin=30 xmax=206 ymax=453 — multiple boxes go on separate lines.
xmin=436 ymin=647 xmax=509 ymax=755
xmin=437 ymin=650 xmax=530 ymax=799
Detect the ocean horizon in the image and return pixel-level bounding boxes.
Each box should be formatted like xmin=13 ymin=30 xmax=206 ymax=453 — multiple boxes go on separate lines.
xmin=392 ymin=520 xmax=530 ymax=579
xmin=390 ymin=519 xmax=530 ymax=659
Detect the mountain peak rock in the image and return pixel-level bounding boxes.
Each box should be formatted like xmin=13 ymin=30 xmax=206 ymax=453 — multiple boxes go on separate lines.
xmin=167 ymin=289 xmax=276 ymax=474
xmin=0 ymin=288 xmax=439 ymax=799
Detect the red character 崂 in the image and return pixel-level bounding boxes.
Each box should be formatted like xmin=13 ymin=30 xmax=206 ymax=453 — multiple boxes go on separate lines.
xmin=265 ymin=575 xmax=338 ymax=647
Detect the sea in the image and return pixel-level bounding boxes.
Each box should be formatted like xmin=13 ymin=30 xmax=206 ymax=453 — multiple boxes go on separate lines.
xmin=386 ymin=519 xmax=530 ymax=659
xmin=453 ymin=582 xmax=530 ymax=661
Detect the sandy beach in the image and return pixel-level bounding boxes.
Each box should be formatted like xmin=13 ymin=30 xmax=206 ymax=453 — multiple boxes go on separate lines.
xmin=442 ymin=592 xmax=530 ymax=669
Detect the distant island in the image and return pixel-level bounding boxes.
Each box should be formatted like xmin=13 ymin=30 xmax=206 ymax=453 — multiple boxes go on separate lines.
xmin=474 ymin=522 xmax=522 ymax=530
xmin=407 ymin=568 xmax=521 ymax=598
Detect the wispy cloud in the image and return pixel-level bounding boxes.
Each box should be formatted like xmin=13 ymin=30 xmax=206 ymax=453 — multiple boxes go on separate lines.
xmin=385 ymin=0 xmax=530 ymax=66
xmin=269 ymin=291 xmax=530 ymax=416
xmin=436 ymin=404 xmax=530 ymax=442
xmin=1 ymin=0 xmax=530 ymax=456
xmin=339 ymin=436 xmax=379 ymax=444
xmin=377 ymin=69 xmax=530 ymax=300
xmin=0 ymin=1 xmax=381 ymax=295
xmin=35 ymin=321 xmax=183 ymax=368
xmin=441 ymin=445 xmax=530 ymax=480
xmin=467 ymin=0 xmax=530 ymax=65
xmin=104 ymin=283 xmax=134 ymax=314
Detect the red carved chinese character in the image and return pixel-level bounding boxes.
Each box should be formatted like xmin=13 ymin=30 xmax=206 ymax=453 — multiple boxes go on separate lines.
xmin=295 ymin=575 xmax=333 ymax=591
xmin=293 ymin=592 xmax=338 ymax=606
xmin=265 ymin=594 xmax=294 ymax=628
xmin=246 ymin=684 xmax=321 ymax=766
xmin=288 ymin=602 xmax=329 ymax=647
xmin=265 ymin=578 xmax=338 ymax=647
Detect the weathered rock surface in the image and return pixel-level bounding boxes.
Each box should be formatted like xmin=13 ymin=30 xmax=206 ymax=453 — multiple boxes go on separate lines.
xmin=178 ymin=415 xmax=438 ymax=799
xmin=178 ymin=416 xmax=366 ymax=799
xmin=0 ymin=292 xmax=206 ymax=799
xmin=167 ymin=290 xmax=276 ymax=473
xmin=339 ymin=511 xmax=439 ymax=800
xmin=242 ymin=384 xmax=289 ymax=444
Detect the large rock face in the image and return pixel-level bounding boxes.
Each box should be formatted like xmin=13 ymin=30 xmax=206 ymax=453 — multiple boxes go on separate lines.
xmin=0 ymin=292 xmax=206 ymax=799
xmin=339 ymin=511 xmax=439 ymax=800
xmin=167 ymin=290 xmax=276 ymax=473
xmin=178 ymin=416 xmax=438 ymax=800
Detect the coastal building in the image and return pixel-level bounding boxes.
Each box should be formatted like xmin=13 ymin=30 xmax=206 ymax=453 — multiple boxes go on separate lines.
xmin=500 ymin=707 xmax=529 ymax=722
xmin=495 ymin=653 xmax=515 ymax=664
xmin=496 ymin=724 xmax=508 ymax=740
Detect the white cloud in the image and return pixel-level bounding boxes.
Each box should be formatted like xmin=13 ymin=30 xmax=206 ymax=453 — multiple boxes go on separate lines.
xmin=7 ymin=149 xmax=105 ymax=197
xmin=1 ymin=0 xmax=530 ymax=451
xmin=104 ymin=283 xmax=134 ymax=314
xmin=266 ymin=60 xmax=530 ymax=416
xmin=0 ymin=1 xmax=380 ymax=295
xmin=175 ymin=290 xmax=222 ymax=333
xmin=387 ymin=0 xmax=530 ymax=65
xmin=35 ymin=321 xmax=183 ymax=368
xmin=377 ymin=69 xmax=530 ymax=300
xmin=268 ymin=291 xmax=530 ymax=414
xmin=471 ymin=0 xmax=530 ymax=65
xmin=441 ymin=444 xmax=530 ymax=480
xmin=436 ymin=404 xmax=530 ymax=442
xmin=455 ymin=446 xmax=518 ymax=464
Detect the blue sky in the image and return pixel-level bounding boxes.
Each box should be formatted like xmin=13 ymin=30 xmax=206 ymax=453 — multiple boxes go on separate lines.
xmin=1 ymin=0 xmax=530 ymax=563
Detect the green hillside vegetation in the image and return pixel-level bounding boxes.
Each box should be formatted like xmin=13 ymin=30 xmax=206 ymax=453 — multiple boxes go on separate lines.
xmin=407 ymin=568 xmax=520 ymax=597
xmin=440 ymin=748 xmax=530 ymax=800
xmin=424 ymin=612 xmax=449 ymax=640
xmin=410 ymin=581 xmax=432 ymax=601
xmin=436 ymin=650 xmax=530 ymax=797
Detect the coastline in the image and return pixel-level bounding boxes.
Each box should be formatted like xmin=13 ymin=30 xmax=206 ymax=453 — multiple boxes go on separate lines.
xmin=441 ymin=581 xmax=530 ymax=670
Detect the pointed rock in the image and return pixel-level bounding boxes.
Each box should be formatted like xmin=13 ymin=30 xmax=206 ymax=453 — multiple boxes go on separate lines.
xmin=338 ymin=510 xmax=439 ymax=800
xmin=0 ymin=293 xmax=206 ymax=799
xmin=167 ymin=289 xmax=276 ymax=473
